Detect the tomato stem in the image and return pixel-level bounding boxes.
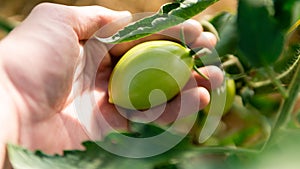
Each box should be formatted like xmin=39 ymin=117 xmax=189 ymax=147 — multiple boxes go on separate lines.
xmin=263 ymin=57 xmax=300 ymax=149
xmin=200 ymin=20 xmax=220 ymax=41
xmin=248 ymin=55 xmax=299 ymax=89
xmin=264 ymin=66 xmax=289 ymax=98
xmin=193 ymin=65 xmax=209 ymax=80
xmin=274 ymin=59 xmax=300 ymax=130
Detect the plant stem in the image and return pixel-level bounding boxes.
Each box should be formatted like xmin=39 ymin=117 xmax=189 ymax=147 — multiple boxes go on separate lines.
xmin=264 ymin=58 xmax=300 ymax=148
xmin=273 ymin=60 xmax=300 ymax=131
xmin=193 ymin=65 xmax=209 ymax=80
xmin=199 ymin=20 xmax=220 ymax=41
xmin=264 ymin=65 xmax=289 ymax=98
xmin=248 ymin=55 xmax=300 ymax=89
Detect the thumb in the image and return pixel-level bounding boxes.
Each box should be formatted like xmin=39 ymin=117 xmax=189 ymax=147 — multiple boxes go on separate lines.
xmin=69 ymin=5 xmax=132 ymax=40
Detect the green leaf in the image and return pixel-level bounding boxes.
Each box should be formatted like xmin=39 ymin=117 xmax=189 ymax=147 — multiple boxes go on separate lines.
xmin=10 ymin=123 xmax=263 ymax=169
xmin=210 ymin=12 xmax=239 ymax=57
xmin=273 ymin=0 xmax=300 ymax=30
xmin=0 ymin=17 xmax=15 ymax=33
xmin=237 ymin=0 xmax=285 ymax=67
xmin=8 ymin=122 xmax=277 ymax=169
xmin=8 ymin=124 xmax=195 ymax=169
xmin=8 ymin=141 xmax=116 ymax=169
xmin=97 ymin=0 xmax=219 ymax=44
xmin=125 ymin=122 xmax=166 ymax=138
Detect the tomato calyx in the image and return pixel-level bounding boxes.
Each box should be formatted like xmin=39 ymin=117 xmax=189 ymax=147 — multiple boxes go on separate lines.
xmin=191 ymin=47 xmax=213 ymax=80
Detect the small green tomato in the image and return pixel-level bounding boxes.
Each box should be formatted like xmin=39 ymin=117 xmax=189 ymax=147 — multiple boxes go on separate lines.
xmin=108 ymin=40 xmax=193 ymax=110
xmin=223 ymin=78 xmax=236 ymax=114
xmin=204 ymin=78 xmax=236 ymax=115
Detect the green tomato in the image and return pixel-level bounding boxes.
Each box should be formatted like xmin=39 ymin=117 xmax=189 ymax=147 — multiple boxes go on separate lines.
xmin=204 ymin=78 xmax=236 ymax=115
xmin=108 ymin=40 xmax=193 ymax=110
xmin=223 ymin=78 xmax=236 ymax=114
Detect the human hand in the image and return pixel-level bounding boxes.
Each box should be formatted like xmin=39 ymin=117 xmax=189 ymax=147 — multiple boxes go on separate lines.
xmin=0 ymin=2 xmax=223 ymax=166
